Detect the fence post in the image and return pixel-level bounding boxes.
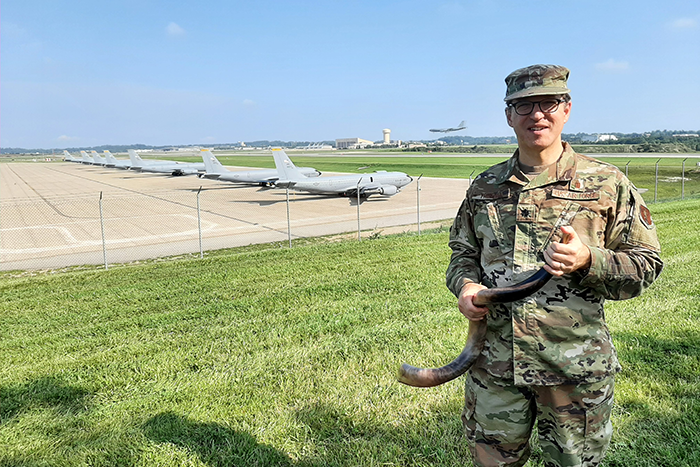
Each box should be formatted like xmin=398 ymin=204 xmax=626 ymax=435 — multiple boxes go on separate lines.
xmin=357 ymin=179 xmax=362 ymax=241
xmin=682 ymin=158 xmax=687 ymax=200
xmin=625 ymin=161 xmax=630 ymax=177
xmin=197 ymin=186 xmax=203 ymax=258
xmin=416 ymin=174 xmax=423 ymax=236
xmin=469 ymin=170 xmax=475 ymax=186
xmin=99 ymin=191 xmax=108 ymax=270
xmin=286 ymin=188 xmax=292 ymax=248
xmin=654 ymin=159 xmax=660 ymax=203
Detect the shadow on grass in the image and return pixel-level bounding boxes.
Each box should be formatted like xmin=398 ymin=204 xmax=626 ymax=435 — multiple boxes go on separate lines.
xmin=143 ymin=411 xmax=294 ymax=467
xmin=292 ymin=400 xmax=469 ymax=467
xmin=0 ymin=376 xmax=139 ymax=466
xmin=0 ymin=375 xmax=91 ymax=424
xmin=605 ymin=330 xmax=700 ymax=466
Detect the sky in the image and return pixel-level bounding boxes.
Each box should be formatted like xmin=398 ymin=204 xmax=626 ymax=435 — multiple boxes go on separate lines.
xmin=2 ymin=0 xmax=699 ymax=149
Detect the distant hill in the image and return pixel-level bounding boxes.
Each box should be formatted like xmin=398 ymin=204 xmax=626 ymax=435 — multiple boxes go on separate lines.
xmin=2 ymin=131 xmax=698 ymax=154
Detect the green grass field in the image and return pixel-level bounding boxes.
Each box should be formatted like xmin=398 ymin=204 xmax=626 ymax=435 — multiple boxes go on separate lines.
xmin=2 ymin=198 xmax=699 ymax=466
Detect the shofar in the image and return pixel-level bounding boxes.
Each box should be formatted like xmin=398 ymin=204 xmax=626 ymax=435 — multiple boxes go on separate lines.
xmin=398 ymin=268 xmax=552 ymax=387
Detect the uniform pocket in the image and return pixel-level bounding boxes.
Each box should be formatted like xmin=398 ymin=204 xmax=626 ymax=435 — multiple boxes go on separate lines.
xmin=484 ymin=202 xmax=514 ymax=256
xmin=583 ymin=388 xmax=614 ymax=462
xmin=461 ymin=379 xmax=477 ymax=444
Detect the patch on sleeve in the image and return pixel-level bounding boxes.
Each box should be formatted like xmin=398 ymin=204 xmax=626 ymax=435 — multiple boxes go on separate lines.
xmin=639 ymin=205 xmax=654 ymax=229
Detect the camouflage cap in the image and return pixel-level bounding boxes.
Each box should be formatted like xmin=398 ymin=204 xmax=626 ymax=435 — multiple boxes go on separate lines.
xmin=504 ymin=64 xmax=571 ymax=102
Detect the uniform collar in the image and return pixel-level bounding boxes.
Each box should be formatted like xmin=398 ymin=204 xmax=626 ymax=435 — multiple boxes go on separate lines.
xmin=497 ymin=142 xmax=577 ymax=189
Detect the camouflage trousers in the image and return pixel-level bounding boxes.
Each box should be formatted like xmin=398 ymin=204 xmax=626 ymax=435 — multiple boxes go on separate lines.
xmin=462 ymin=366 xmax=614 ymax=467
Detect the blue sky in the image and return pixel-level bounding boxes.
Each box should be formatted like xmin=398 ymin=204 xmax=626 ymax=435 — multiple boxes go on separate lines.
xmin=3 ymin=0 xmax=699 ymax=149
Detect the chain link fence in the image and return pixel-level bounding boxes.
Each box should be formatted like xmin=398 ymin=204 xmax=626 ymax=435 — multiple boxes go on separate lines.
xmin=0 ymin=181 xmax=446 ymax=271
xmin=1 ymin=157 xmax=698 ymax=271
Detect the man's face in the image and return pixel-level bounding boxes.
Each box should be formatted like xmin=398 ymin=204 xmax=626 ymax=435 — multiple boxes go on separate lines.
xmin=505 ymin=95 xmax=571 ymax=154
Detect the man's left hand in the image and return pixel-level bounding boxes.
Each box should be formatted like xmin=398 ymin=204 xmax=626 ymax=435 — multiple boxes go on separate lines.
xmin=543 ymin=225 xmax=591 ymax=276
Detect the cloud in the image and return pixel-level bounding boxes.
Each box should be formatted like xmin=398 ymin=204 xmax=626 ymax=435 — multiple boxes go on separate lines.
xmin=670 ymin=17 xmax=698 ymax=29
xmin=57 ymin=135 xmax=79 ymax=143
xmin=595 ymin=59 xmax=629 ymax=72
xmin=242 ymin=99 xmax=257 ymax=108
xmin=166 ymin=22 xmax=185 ymax=36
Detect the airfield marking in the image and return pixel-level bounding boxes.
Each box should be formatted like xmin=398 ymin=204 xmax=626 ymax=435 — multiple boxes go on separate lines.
xmin=0 ymin=162 xmax=471 ymax=268
xmin=0 ymin=214 xmax=219 ymax=255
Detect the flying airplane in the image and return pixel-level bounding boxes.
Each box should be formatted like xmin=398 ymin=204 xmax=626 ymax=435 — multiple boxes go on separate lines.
xmin=127 ymin=149 xmax=204 ymax=176
xmin=103 ymin=150 xmax=132 ymax=169
xmin=271 ymin=148 xmax=412 ymax=198
xmin=62 ymin=150 xmax=82 ymax=163
xmin=199 ymin=149 xmax=320 ymax=185
xmin=429 ymin=120 xmax=467 ymax=133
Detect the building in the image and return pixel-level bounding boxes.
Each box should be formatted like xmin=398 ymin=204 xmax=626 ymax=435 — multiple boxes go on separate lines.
xmin=383 ymin=129 xmax=391 ymax=144
xmin=335 ymin=138 xmax=374 ymax=149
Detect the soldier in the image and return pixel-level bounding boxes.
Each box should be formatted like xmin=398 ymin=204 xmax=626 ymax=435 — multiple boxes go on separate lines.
xmin=445 ymin=64 xmax=663 ymax=467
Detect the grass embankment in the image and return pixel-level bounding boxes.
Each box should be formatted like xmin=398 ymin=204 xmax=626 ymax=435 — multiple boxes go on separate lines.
xmin=2 ymin=200 xmax=699 ymax=466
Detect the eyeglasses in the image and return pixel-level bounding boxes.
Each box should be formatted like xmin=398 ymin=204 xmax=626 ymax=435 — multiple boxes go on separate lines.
xmin=508 ymin=98 xmax=567 ymax=116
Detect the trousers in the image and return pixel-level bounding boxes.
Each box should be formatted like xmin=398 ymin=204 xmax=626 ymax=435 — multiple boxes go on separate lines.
xmin=462 ymin=366 xmax=614 ymax=467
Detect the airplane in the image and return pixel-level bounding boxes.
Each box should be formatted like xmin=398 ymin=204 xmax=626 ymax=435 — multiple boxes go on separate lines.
xmin=127 ymin=149 xmax=204 ymax=176
xmin=90 ymin=151 xmax=108 ymax=166
xmin=80 ymin=151 xmax=95 ymax=164
xmin=429 ymin=120 xmax=467 ymax=133
xmin=271 ymin=148 xmax=413 ymax=198
xmin=103 ymin=150 xmax=132 ymax=169
xmin=199 ymin=149 xmax=321 ymax=185
xmin=62 ymin=150 xmax=82 ymax=163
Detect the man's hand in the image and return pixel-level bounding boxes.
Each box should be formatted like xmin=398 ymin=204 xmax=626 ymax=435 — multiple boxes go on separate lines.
xmin=458 ymin=282 xmax=489 ymax=321
xmin=543 ymin=225 xmax=591 ymax=277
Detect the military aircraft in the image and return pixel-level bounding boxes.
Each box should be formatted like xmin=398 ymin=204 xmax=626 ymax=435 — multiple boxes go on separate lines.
xmin=103 ymin=151 xmax=132 ymax=169
xmin=429 ymin=120 xmax=467 ymax=133
xmin=272 ymin=148 xmax=412 ymax=197
xmin=199 ymin=149 xmax=320 ymax=185
xmin=90 ymin=151 xmax=109 ymax=166
xmin=127 ymin=149 xmax=204 ymax=176
xmin=62 ymin=150 xmax=82 ymax=163
xmin=80 ymin=151 xmax=95 ymax=164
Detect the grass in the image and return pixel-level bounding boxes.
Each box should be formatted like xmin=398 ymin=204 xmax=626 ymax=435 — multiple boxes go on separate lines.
xmin=15 ymin=151 xmax=700 ymax=203
xmin=1 ymin=199 xmax=699 ymax=466
xmin=155 ymin=153 xmax=700 ymax=203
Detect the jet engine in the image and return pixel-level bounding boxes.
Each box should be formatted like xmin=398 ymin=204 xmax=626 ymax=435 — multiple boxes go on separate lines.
xmin=378 ymin=185 xmax=398 ymax=195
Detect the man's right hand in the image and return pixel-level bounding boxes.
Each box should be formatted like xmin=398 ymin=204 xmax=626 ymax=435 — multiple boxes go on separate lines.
xmin=458 ymin=282 xmax=489 ymax=321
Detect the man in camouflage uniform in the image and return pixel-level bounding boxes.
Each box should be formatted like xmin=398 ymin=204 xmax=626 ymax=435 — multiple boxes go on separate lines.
xmin=445 ymin=64 xmax=663 ymax=467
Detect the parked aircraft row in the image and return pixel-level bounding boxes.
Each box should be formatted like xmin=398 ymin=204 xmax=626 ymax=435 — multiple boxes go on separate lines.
xmin=63 ymin=149 xmax=413 ymax=198
xmin=199 ymin=150 xmax=320 ymax=185
xmin=64 ymin=149 xmax=204 ymax=175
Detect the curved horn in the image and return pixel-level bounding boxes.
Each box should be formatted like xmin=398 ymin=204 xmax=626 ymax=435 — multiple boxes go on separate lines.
xmin=397 ymin=267 xmax=552 ymax=387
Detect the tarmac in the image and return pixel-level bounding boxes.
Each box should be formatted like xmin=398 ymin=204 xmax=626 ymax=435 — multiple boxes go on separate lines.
xmin=0 ymin=161 xmax=471 ymax=270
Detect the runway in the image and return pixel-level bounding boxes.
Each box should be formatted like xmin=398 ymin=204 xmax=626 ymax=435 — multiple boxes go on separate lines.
xmin=0 ymin=162 xmax=470 ymax=270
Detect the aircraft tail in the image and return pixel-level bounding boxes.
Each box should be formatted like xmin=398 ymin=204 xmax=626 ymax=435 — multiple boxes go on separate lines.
xmin=272 ymin=148 xmax=305 ymax=182
xmin=127 ymin=149 xmax=144 ymax=165
xmin=201 ymin=149 xmax=227 ymax=173
xmin=458 ymin=121 xmax=466 ymax=127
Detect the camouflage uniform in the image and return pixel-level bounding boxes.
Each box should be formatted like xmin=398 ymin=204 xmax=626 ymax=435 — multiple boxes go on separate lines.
xmin=445 ymin=143 xmax=663 ymax=466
